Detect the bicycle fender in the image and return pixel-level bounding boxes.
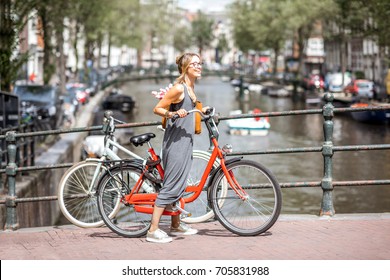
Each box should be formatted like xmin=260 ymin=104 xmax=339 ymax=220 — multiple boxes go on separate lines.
xmin=207 ymin=157 xmax=242 ymax=189
xmin=96 ymin=159 xmax=145 ymax=194
xmin=119 ymin=158 xmax=144 ymax=170
xmin=85 ymin=158 xmax=102 ymax=163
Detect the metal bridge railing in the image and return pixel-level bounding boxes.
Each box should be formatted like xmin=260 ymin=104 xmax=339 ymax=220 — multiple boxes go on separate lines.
xmin=1 ymin=92 xmax=390 ymax=230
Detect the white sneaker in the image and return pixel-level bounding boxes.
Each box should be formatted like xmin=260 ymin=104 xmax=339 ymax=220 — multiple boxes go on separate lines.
xmin=146 ymin=229 xmax=173 ymax=243
xmin=170 ymin=222 xmax=198 ymax=236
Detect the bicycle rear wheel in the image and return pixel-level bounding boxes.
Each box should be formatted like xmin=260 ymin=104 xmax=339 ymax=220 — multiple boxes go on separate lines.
xmin=97 ymin=165 xmax=156 ymax=238
xmin=58 ymin=160 xmax=114 ymax=228
xmin=209 ymin=160 xmax=282 ymax=236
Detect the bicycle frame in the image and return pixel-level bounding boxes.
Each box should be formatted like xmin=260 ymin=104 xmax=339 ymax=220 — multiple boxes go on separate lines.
xmin=123 ymin=109 xmax=248 ymax=216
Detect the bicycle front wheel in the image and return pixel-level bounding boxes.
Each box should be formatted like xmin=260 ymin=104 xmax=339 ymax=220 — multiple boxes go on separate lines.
xmin=182 ymin=150 xmax=224 ymax=223
xmin=58 ymin=160 xmax=112 ymax=228
xmin=97 ymin=165 xmax=156 ymax=238
xmin=209 ymin=160 xmax=282 ymax=236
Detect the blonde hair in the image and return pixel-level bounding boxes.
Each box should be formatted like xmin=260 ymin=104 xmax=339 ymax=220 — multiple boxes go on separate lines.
xmin=175 ymin=53 xmax=200 ymax=84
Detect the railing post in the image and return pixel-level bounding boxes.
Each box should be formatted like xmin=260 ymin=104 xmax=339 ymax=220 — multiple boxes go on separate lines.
xmin=0 ymin=133 xmax=3 ymax=192
xmin=4 ymin=131 xmax=20 ymax=230
xmin=239 ymin=75 xmax=244 ymax=100
xmin=320 ymin=93 xmax=335 ymax=216
xmin=29 ymin=123 xmax=35 ymax=166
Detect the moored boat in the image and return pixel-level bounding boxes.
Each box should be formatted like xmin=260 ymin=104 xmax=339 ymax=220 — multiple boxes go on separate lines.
xmin=267 ymin=85 xmax=291 ymax=97
xmin=226 ymin=109 xmax=271 ymax=136
xmin=350 ymin=102 xmax=390 ymax=123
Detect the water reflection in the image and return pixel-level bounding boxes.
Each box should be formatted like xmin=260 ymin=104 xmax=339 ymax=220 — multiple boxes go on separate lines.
xmin=119 ymin=77 xmax=390 ymax=215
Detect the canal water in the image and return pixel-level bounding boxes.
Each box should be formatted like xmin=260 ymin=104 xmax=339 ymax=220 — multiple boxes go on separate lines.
xmin=118 ymin=76 xmax=390 ymax=215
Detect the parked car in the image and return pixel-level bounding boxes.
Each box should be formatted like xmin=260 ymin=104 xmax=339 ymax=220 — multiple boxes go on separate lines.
xmin=326 ymin=72 xmax=352 ymax=93
xmin=66 ymin=83 xmax=91 ymax=105
xmin=301 ymin=74 xmax=325 ymax=91
xmin=101 ymin=89 xmax=136 ymax=113
xmin=13 ymin=84 xmax=64 ymax=129
xmin=344 ymin=79 xmax=374 ymax=99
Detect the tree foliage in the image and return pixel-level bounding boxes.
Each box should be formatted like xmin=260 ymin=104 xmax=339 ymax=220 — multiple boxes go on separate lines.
xmin=228 ymin=1 xmax=257 ymax=53
xmin=1 ymin=0 xmax=218 ymax=90
xmin=229 ymin=0 xmax=337 ymax=74
xmin=0 ymin=0 xmax=34 ymax=91
xmin=281 ymin=0 xmax=335 ymax=74
xmin=173 ymin=25 xmax=192 ymax=53
xmin=357 ymin=0 xmax=390 ymax=65
xmin=191 ymin=10 xmax=214 ymax=55
xmin=250 ymin=0 xmax=288 ymax=73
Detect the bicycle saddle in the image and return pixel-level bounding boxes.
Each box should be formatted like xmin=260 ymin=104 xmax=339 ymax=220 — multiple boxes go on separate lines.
xmin=130 ymin=133 xmax=156 ymax=146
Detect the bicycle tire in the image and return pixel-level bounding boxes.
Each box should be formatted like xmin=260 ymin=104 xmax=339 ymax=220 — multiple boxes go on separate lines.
xmin=97 ymin=164 xmax=156 ymax=238
xmin=182 ymin=150 xmax=228 ymax=223
xmin=209 ymin=160 xmax=282 ymax=236
xmin=58 ymin=160 xmax=116 ymax=228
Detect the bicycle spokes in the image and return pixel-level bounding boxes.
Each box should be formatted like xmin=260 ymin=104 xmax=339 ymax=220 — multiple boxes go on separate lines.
xmin=222 ymin=167 xmax=248 ymax=200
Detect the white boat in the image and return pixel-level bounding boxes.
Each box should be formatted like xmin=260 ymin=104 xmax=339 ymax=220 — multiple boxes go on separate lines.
xmin=226 ymin=109 xmax=271 ymax=136
xmin=267 ymin=85 xmax=291 ymax=97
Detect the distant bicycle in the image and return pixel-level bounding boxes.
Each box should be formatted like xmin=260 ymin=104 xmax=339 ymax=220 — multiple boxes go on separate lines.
xmin=57 ymin=111 xmax=220 ymax=228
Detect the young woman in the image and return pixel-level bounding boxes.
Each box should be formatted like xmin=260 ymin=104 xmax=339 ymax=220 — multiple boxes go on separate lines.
xmin=148 ymin=53 xmax=207 ymax=243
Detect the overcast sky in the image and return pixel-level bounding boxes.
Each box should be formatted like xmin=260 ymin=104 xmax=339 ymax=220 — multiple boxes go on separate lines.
xmin=177 ymin=0 xmax=233 ymax=12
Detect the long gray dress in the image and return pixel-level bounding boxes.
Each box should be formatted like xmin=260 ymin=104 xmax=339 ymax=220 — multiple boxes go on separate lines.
xmin=155 ymin=84 xmax=195 ymax=207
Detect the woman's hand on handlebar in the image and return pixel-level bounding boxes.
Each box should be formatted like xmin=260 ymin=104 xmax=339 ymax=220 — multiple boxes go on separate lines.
xmin=175 ymin=109 xmax=188 ymax=118
xmin=171 ymin=109 xmax=188 ymax=120
xmin=172 ymin=107 xmax=215 ymax=120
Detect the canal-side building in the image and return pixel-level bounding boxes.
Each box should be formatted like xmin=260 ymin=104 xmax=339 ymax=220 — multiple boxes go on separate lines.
xmin=323 ymin=21 xmax=388 ymax=84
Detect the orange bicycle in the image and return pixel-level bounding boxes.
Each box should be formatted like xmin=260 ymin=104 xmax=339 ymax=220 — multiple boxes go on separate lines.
xmin=96 ymin=108 xmax=282 ymax=237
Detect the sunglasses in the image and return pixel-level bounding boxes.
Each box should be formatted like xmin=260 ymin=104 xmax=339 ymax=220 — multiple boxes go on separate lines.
xmin=189 ymin=62 xmax=203 ymax=69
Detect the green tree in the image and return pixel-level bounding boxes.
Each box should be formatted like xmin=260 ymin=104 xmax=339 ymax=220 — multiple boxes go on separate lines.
xmin=35 ymin=0 xmax=54 ymax=85
xmin=249 ymin=0 xmax=287 ymax=74
xmin=322 ymin=0 xmax=367 ymax=83
xmin=215 ymin=33 xmax=229 ymax=63
xmin=33 ymin=0 xmax=83 ymax=86
xmin=281 ymin=0 xmax=336 ymax=75
xmin=106 ymin=0 xmax=143 ymax=68
xmin=52 ymin=1 xmax=72 ymax=91
xmin=229 ymin=1 xmax=287 ymax=73
xmin=0 ymin=0 xmax=33 ymax=91
xmin=359 ymin=0 xmax=390 ymax=67
xmin=78 ymin=0 xmax=110 ymax=76
xmin=228 ymin=1 xmax=257 ymax=53
xmin=191 ymin=10 xmax=214 ymax=56
xmin=173 ymin=25 xmax=192 ymax=53
xmin=136 ymin=0 xmax=173 ymax=69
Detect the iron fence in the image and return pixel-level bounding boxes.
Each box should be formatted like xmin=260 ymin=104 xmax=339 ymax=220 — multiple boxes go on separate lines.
xmin=1 ymin=92 xmax=390 ymax=230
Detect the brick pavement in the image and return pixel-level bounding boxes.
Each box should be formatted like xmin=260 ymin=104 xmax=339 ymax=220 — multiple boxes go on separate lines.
xmin=1 ymin=213 xmax=390 ymax=260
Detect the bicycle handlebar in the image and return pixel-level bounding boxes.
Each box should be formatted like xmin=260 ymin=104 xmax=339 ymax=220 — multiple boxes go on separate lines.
xmin=113 ymin=118 xmax=126 ymax=124
xmin=103 ymin=110 xmax=126 ymax=124
xmin=171 ymin=107 xmax=215 ymax=121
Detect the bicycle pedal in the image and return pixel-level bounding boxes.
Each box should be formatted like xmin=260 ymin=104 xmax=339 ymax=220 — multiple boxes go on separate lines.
xmin=180 ymin=212 xmax=192 ymax=219
xmin=173 ymin=203 xmax=191 ymax=216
